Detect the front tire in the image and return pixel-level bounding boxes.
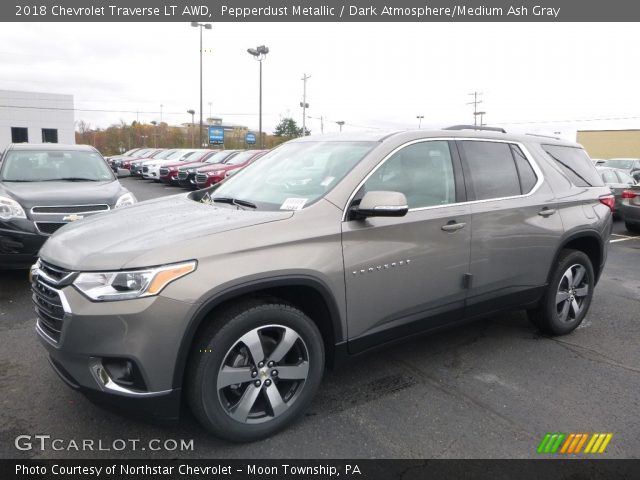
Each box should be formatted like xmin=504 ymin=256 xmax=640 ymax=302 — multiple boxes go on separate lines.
xmin=529 ymin=249 xmax=594 ymax=335
xmin=187 ymin=299 xmax=324 ymax=442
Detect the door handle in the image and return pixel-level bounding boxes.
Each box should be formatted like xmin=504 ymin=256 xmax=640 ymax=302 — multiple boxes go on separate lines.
xmin=441 ymin=221 xmax=466 ymax=232
xmin=538 ymin=208 xmax=557 ymax=217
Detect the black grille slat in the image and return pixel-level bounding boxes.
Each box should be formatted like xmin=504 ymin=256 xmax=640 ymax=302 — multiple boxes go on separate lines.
xmin=159 ymin=168 xmax=169 ymax=176
xmin=142 ymin=166 xmax=149 ymax=172
xmin=32 ymin=205 xmax=108 ymax=214
xmin=32 ymin=293 xmax=64 ymax=319
xmin=178 ymin=172 xmax=188 ymax=180
xmin=39 ymin=261 xmax=71 ymax=282
xmin=35 ymin=223 xmax=66 ymax=235
xmin=32 ymin=274 xmax=68 ymax=342
xmin=196 ymin=174 xmax=207 ymax=183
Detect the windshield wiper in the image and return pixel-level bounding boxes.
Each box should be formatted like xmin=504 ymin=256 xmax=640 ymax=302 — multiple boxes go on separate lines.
xmin=213 ymin=197 xmax=257 ymax=209
xmin=41 ymin=177 xmax=101 ymax=182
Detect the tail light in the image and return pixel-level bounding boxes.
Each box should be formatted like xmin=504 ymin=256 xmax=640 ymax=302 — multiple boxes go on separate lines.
xmin=621 ymin=190 xmax=638 ymax=199
xmin=598 ymin=194 xmax=615 ymax=211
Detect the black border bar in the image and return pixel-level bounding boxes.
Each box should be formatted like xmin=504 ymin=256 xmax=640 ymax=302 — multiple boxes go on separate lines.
xmin=5 ymin=1 xmax=640 ymax=22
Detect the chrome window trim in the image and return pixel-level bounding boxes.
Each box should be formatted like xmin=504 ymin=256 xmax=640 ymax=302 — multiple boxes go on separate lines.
xmin=342 ymin=137 xmax=545 ymax=221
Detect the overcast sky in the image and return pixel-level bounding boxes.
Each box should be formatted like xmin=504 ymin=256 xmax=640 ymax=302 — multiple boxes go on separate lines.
xmin=0 ymin=22 xmax=639 ymax=139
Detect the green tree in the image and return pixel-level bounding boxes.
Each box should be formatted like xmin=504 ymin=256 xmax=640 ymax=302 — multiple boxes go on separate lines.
xmin=273 ymin=117 xmax=309 ymax=138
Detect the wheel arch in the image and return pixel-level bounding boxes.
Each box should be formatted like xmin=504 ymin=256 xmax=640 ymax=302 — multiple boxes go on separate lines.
xmin=172 ymin=275 xmax=345 ymax=389
xmin=550 ymin=230 xmax=604 ymax=284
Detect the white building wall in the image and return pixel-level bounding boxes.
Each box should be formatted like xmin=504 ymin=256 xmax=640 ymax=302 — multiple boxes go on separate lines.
xmin=0 ymin=90 xmax=75 ymax=148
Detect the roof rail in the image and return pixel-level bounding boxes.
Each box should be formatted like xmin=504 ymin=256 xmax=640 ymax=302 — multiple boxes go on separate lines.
xmin=444 ymin=125 xmax=507 ymax=133
xmin=525 ymin=132 xmax=560 ymax=140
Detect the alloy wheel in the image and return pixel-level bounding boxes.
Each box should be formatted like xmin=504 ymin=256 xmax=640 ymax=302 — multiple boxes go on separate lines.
xmin=555 ymin=264 xmax=590 ymax=323
xmin=216 ymin=324 xmax=310 ymax=424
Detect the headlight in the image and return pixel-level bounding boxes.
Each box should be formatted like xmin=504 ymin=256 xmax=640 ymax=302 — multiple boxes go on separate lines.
xmin=115 ymin=192 xmax=137 ymax=209
xmin=0 ymin=195 xmax=27 ymax=220
xmin=73 ymin=261 xmax=197 ymax=301
xmin=208 ymin=170 xmax=224 ymax=176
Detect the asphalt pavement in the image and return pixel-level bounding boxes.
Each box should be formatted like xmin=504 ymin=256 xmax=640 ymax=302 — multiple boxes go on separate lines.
xmin=1 ymin=177 xmax=639 ymax=459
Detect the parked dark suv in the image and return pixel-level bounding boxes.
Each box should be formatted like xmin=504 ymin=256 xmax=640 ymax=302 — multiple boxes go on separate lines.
xmin=32 ymin=128 xmax=612 ymax=442
xmin=0 ymin=143 xmax=135 ymax=269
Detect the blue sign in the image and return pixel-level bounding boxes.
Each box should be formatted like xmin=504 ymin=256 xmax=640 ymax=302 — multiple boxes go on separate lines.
xmin=208 ymin=126 xmax=224 ymax=144
xmin=246 ymin=132 xmax=257 ymax=145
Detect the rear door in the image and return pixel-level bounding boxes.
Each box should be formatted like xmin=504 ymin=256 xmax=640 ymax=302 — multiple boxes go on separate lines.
xmin=457 ymin=139 xmax=563 ymax=316
xmin=342 ymin=139 xmax=471 ymax=352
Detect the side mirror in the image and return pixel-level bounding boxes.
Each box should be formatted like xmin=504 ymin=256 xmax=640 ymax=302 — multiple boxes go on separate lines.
xmin=354 ymin=191 xmax=409 ymax=218
xmin=116 ymin=168 xmax=130 ymax=178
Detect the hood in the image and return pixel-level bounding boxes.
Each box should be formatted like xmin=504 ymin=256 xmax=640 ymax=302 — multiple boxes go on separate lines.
xmin=1 ymin=181 xmax=125 ymax=212
xmin=179 ymin=162 xmax=210 ymax=172
xmin=39 ymin=193 xmax=294 ymax=270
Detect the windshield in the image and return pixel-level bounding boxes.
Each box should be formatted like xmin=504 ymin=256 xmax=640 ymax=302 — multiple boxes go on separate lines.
xmin=205 ymin=150 xmax=237 ymax=164
xmin=605 ymin=159 xmax=636 ymax=169
xmin=225 ymin=150 xmax=259 ymax=166
xmin=1 ymin=150 xmax=115 ymax=182
xmin=188 ymin=150 xmax=215 ymax=162
xmin=213 ymin=141 xmax=375 ymax=210
xmin=153 ymin=149 xmax=177 ymax=160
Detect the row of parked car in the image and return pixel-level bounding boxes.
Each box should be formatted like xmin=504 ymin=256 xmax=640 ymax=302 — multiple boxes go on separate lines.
xmin=591 ymin=158 xmax=640 ymax=232
xmin=106 ymin=147 xmax=268 ymax=190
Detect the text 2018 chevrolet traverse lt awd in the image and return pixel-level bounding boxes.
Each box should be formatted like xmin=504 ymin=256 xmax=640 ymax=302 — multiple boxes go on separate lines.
xmin=32 ymin=128 xmax=613 ymax=442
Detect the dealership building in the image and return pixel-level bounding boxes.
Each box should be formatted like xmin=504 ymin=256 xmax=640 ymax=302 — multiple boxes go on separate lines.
xmin=577 ymin=129 xmax=640 ymax=159
xmin=0 ymin=90 xmax=75 ymax=148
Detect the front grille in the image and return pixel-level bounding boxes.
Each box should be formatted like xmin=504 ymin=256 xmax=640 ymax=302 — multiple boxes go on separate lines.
xmin=159 ymin=168 xmax=169 ymax=176
xmin=142 ymin=166 xmax=149 ymax=173
xmin=32 ymin=278 xmax=65 ymax=342
xmin=35 ymin=223 xmax=66 ymax=235
xmin=39 ymin=261 xmax=72 ymax=283
xmin=32 ymin=205 xmax=109 ymax=214
xmin=178 ymin=171 xmax=188 ymax=180
xmin=196 ymin=173 xmax=208 ymax=183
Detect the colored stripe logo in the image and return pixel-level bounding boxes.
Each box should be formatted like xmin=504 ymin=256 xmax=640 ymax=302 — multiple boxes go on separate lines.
xmin=537 ymin=433 xmax=613 ymax=454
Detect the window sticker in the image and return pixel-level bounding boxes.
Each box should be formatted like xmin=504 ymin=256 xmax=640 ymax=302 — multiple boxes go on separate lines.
xmin=280 ymin=198 xmax=308 ymax=211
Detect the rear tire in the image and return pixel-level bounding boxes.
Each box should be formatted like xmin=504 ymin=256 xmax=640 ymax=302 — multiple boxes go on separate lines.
xmin=186 ymin=299 xmax=324 ymax=442
xmin=625 ymin=222 xmax=640 ymax=234
xmin=529 ymin=249 xmax=594 ymax=335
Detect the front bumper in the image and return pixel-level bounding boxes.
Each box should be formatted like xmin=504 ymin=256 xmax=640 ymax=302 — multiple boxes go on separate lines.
xmin=34 ymin=273 xmax=199 ymax=420
xmin=1 ymin=221 xmax=48 ymax=268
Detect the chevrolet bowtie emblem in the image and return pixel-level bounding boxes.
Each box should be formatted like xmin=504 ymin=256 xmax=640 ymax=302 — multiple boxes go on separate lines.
xmin=62 ymin=214 xmax=84 ymax=222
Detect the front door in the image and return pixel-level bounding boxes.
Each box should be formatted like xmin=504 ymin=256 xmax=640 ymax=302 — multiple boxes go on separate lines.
xmin=341 ymin=140 xmax=471 ymax=353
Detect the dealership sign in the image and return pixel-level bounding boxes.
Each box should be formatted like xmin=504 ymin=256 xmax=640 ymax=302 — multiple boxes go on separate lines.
xmin=246 ymin=132 xmax=257 ymax=145
xmin=208 ymin=126 xmax=224 ymax=144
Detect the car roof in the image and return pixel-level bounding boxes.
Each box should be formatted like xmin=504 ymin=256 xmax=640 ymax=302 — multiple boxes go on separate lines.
xmin=7 ymin=143 xmax=98 ymax=152
xmin=291 ymin=128 xmax=581 ymax=148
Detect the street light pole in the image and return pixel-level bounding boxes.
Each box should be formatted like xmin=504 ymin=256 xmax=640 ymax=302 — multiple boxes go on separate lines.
xmin=416 ymin=115 xmax=424 ymax=128
xmin=187 ymin=109 xmax=195 ymax=147
xmin=191 ymin=22 xmax=212 ymax=147
xmin=247 ymin=45 xmax=269 ymax=149
xmin=336 ymin=120 xmax=345 ymax=132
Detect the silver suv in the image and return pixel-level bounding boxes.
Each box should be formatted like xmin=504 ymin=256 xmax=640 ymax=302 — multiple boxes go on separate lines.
xmin=32 ymin=128 xmax=613 ymax=442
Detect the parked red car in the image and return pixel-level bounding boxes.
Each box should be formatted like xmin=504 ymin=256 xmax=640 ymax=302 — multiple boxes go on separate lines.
xmin=158 ymin=150 xmax=219 ymax=185
xmin=195 ymin=150 xmax=267 ymax=189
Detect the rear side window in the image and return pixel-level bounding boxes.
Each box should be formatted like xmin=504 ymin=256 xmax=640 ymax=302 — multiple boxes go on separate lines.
xmin=459 ymin=141 xmax=521 ymax=200
xmin=511 ymin=145 xmax=538 ymax=194
xmin=542 ymin=145 xmax=604 ymax=187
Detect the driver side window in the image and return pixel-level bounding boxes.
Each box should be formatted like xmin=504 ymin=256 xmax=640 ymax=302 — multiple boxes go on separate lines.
xmin=362 ymin=141 xmax=455 ymax=209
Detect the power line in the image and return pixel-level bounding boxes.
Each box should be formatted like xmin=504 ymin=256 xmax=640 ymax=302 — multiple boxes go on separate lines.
xmin=0 ymin=104 xmax=265 ymax=116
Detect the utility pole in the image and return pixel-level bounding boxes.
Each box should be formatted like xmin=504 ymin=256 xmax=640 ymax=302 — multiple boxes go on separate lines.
xmin=160 ymin=104 xmax=163 ymax=124
xmin=301 ymin=74 xmax=311 ymax=136
xmin=467 ymin=91 xmax=483 ymax=126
